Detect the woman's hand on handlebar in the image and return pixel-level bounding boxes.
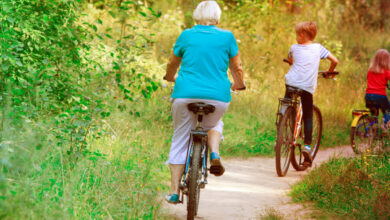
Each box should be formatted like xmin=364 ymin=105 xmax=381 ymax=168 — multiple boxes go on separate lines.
xmin=231 ymin=82 xmax=246 ymax=91
xmin=163 ymin=75 xmax=176 ymax=82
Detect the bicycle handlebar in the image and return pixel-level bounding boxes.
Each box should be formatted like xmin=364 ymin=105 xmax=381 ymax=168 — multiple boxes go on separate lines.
xmin=235 ymin=86 xmax=246 ymax=91
xmin=283 ymin=59 xmax=339 ymax=79
xmin=319 ymin=71 xmax=339 ymax=79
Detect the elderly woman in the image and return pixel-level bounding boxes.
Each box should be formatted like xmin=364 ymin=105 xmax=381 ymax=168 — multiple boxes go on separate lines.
xmin=164 ymin=1 xmax=245 ymax=204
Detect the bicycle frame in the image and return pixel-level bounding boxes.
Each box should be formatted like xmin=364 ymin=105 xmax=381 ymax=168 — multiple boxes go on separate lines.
xmin=292 ymin=103 xmax=303 ymax=146
xmin=180 ymin=112 xmax=209 ymax=203
xmin=350 ymin=108 xmax=390 ymax=154
xmin=276 ymin=96 xmax=303 ymax=147
xmin=351 ymin=110 xmax=380 ymax=138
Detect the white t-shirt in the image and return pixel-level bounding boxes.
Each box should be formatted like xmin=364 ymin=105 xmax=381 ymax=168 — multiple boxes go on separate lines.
xmin=285 ymin=43 xmax=330 ymax=94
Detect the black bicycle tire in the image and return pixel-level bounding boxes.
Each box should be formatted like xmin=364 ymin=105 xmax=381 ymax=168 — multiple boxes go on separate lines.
xmin=187 ymin=141 xmax=202 ymax=220
xmin=291 ymin=105 xmax=322 ymax=171
xmin=275 ymin=106 xmax=294 ymax=177
xmin=350 ymin=115 xmax=372 ymax=154
xmin=311 ymin=105 xmax=323 ymax=159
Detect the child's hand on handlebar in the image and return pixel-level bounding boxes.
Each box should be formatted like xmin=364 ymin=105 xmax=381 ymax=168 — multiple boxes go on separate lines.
xmin=319 ymin=70 xmax=339 ymax=79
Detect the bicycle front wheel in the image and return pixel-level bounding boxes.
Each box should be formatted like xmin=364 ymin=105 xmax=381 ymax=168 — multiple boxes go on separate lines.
xmin=275 ymin=106 xmax=294 ymax=177
xmin=291 ymin=105 xmax=323 ymax=171
xmin=351 ymin=115 xmax=372 ymax=154
xmin=187 ymin=141 xmax=202 ymax=220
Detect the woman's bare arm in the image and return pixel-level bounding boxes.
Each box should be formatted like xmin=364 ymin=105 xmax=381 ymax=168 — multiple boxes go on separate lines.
xmin=164 ymin=53 xmax=182 ymax=82
xmin=229 ymin=51 xmax=245 ymax=90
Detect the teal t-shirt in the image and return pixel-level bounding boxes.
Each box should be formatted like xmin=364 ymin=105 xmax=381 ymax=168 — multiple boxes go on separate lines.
xmin=171 ymin=25 xmax=239 ymax=103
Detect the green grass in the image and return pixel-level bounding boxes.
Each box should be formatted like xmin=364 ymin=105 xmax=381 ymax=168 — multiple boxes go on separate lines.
xmin=0 ymin=94 xmax=172 ymax=219
xmin=290 ymin=154 xmax=390 ymax=219
xmin=258 ymin=207 xmax=286 ymax=220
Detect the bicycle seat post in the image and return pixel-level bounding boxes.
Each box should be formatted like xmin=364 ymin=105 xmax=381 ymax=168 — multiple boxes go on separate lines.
xmin=196 ymin=112 xmax=204 ymax=130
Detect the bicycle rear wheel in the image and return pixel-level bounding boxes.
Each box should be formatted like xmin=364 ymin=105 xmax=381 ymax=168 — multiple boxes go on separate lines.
xmin=275 ymin=107 xmax=294 ymax=177
xmin=187 ymin=141 xmax=202 ymax=220
xmin=350 ymin=115 xmax=372 ymax=154
xmin=291 ymin=105 xmax=322 ymax=171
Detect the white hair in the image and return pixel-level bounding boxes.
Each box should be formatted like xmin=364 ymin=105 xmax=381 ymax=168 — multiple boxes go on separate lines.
xmin=193 ymin=1 xmax=222 ymax=25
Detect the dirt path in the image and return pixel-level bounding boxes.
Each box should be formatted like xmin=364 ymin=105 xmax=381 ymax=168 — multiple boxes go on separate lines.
xmin=163 ymin=146 xmax=355 ymax=220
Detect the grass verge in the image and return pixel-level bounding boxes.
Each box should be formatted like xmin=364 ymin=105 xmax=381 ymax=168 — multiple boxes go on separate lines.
xmin=290 ymin=154 xmax=390 ymax=219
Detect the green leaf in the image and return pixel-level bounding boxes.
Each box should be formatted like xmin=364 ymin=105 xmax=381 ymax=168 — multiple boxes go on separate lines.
xmin=12 ymin=88 xmax=25 ymax=96
xmin=3 ymin=4 xmax=10 ymax=12
xmin=7 ymin=16 xmax=15 ymax=23
xmin=138 ymin=11 xmax=146 ymax=17
xmin=97 ymin=19 xmax=103 ymax=24
xmin=108 ymin=11 xmax=116 ymax=18
xmin=1 ymin=64 xmax=9 ymax=71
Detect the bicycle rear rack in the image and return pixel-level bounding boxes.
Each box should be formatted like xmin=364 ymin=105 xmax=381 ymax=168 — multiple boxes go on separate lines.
xmin=276 ymin=98 xmax=297 ymax=126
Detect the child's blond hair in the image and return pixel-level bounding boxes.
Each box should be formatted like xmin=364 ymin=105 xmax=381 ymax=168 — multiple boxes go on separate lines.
xmin=369 ymin=49 xmax=390 ymax=74
xmin=295 ymin=21 xmax=317 ymax=41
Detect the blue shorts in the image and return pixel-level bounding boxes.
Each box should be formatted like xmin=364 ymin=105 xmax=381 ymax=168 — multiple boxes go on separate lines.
xmin=365 ymin=93 xmax=390 ymax=123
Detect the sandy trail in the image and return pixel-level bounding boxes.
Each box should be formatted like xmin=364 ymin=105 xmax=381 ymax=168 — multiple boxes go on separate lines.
xmin=163 ymin=146 xmax=355 ymax=220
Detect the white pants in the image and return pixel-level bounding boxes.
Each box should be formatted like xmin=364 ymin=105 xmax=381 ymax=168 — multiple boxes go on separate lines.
xmin=167 ymin=98 xmax=230 ymax=164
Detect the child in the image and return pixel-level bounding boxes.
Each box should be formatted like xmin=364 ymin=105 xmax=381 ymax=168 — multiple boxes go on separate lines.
xmin=365 ymin=49 xmax=390 ymax=129
xmin=284 ymin=21 xmax=338 ymax=165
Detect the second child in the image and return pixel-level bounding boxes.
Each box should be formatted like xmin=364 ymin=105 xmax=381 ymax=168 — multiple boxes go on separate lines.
xmin=284 ymin=21 xmax=338 ymax=165
xmin=365 ymin=49 xmax=390 ymax=129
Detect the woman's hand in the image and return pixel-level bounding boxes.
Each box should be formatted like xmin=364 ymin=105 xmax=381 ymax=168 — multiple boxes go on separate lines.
xmin=231 ymin=82 xmax=246 ymax=91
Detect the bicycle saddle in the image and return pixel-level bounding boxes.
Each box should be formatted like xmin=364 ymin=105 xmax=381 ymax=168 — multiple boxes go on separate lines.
xmin=286 ymin=85 xmax=304 ymax=95
xmin=187 ymin=102 xmax=215 ymax=115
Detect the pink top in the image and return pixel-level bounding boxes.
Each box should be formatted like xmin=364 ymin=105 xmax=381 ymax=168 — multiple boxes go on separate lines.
xmin=366 ymin=70 xmax=390 ymax=96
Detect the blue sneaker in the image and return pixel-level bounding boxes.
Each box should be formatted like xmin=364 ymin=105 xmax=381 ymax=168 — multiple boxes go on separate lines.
xmin=210 ymin=152 xmax=225 ymax=176
xmin=302 ymin=145 xmax=312 ymax=166
xmin=165 ymin=194 xmax=180 ymax=204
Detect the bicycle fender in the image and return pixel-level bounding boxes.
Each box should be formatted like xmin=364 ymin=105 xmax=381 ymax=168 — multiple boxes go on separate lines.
xmin=351 ymin=114 xmax=367 ymax=127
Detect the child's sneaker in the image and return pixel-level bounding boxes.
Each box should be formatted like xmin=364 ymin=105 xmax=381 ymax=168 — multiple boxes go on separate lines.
xmin=302 ymin=145 xmax=312 ymax=167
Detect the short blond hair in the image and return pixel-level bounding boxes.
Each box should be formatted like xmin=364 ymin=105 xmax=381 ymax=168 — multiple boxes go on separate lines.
xmin=193 ymin=1 xmax=221 ymax=25
xmin=369 ymin=49 xmax=390 ymax=74
xmin=295 ymin=21 xmax=317 ymax=41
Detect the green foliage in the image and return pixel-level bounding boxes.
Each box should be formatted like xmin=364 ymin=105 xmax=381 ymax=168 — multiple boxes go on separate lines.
xmin=0 ymin=0 xmax=162 ymax=218
xmin=290 ymin=154 xmax=390 ymax=219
